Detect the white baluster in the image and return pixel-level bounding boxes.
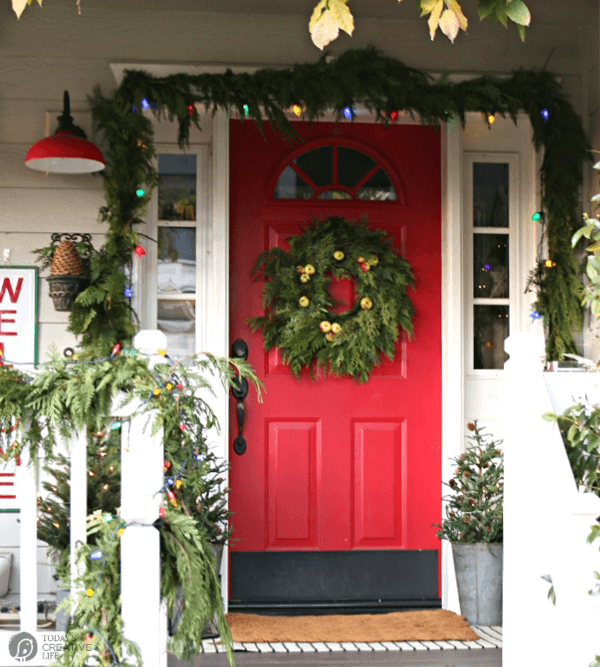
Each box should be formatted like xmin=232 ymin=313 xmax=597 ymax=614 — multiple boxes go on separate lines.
xmin=69 ymin=426 xmax=87 ymax=616
xmin=17 ymin=434 xmax=37 ymax=633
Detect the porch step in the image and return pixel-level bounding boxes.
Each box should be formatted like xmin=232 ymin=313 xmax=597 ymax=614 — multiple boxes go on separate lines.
xmin=205 ymin=627 xmax=502 ymax=653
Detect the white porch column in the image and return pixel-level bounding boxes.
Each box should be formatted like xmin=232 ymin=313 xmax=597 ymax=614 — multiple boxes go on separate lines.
xmin=117 ymin=330 xmax=166 ymax=667
xmin=503 ymin=333 xmax=567 ymax=666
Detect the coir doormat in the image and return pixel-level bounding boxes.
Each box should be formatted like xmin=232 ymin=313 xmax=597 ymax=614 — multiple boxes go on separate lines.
xmin=225 ymin=610 xmax=480 ymax=643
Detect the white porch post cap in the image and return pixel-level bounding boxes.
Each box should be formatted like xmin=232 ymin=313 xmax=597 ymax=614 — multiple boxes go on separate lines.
xmin=134 ymin=329 xmax=167 ymax=353
xmin=504 ymin=332 xmax=545 ymax=363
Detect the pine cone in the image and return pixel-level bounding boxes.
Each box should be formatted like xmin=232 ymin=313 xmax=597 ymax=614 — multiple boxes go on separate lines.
xmin=50 ymin=240 xmax=84 ymax=276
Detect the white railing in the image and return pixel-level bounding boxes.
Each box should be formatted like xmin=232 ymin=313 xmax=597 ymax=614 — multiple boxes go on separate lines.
xmin=9 ymin=330 xmax=168 ymax=666
xmin=504 ymin=333 xmax=600 ymax=667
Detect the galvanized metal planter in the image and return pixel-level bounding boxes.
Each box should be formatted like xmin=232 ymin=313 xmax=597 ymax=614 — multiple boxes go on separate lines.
xmin=452 ymin=542 xmax=503 ymax=626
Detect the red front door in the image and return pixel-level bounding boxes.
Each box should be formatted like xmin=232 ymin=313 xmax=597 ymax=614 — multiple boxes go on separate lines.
xmin=229 ymin=119 xmax=441 ymax=603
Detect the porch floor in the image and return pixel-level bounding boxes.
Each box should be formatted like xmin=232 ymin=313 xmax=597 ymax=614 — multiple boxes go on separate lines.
xmin=168 ymin=626 xmax=502 ymax=666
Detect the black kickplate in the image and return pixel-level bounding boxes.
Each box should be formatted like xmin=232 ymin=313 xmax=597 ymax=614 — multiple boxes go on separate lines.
xmin=230 ymin=550 xmax=439 ymax=612
xmin=228 ymin=599 xmax=442 ymax=616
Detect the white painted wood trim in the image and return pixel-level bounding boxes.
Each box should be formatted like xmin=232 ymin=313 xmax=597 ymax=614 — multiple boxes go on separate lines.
xmin=204 ymin=109 xmax=230 ymax=611
xmin=441 ymin=119 xmax=463 ymax=614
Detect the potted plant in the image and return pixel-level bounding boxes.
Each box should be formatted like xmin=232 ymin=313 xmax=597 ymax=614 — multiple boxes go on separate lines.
xmin=435 ymin=420 xmax=504 ymax=626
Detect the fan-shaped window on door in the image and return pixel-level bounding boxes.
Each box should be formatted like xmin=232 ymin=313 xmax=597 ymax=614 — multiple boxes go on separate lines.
xmin=272 ymin=144 xmax=397 ymax=201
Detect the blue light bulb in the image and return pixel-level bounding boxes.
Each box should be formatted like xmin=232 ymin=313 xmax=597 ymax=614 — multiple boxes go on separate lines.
xmin=103 ymin=514 xmax=112 ymax=523
xmin=141 ymin=98 xmax=150 ymax=110
xmin=90 ymin=550 xmax=103 ymax=560
xmin=124 ymin=288 xmax=133 ymax=298
xmin=167 ymin=478 xmax=174 ymax=486
xmin=343 ymin=106 xmax=353 ymax=121
xmin=530 ymin=310 xmax=541 ymax=320
xmin=541 ymin=109 xmax=549 ymax=122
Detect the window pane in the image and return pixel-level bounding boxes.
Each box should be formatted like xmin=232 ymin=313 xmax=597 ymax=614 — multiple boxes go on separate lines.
xmin=293 ymin=146 xmax=333 ymax=187
xmin=317 ymin=190 xmax=353 ymax=200
xmin=338 ymin=146 xmax=376 ymax=188
xmin=158 ymin=227 xmax=196 ymax=294
xmin=474 ymin=305 xmax=509 ymax=370
xmin=273 ymin=165 xmax=314 ymax=199
xmin=473 ymin=163 xmax=509 ymax=228
xmin=473 ymin=234 xmax=509 ymax=298
xmin=158 ymin=154 xmax=197 ymax=221
xmin=157 ymin=299 xmax=195 ymax=359
xmin=356 ymin=169 xmax=396 ymax=201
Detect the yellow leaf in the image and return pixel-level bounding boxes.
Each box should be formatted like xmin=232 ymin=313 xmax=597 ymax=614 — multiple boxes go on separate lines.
xmin=309 ymin=0 xmax=328 ymax=33
xmin=439 ymin=7 xmax=459 ymax=42
xmin=327 ymin=0 xmax=354 ymax=37
xmin=446 ymin=0 xmax=468 ymax=32
xmin=12 ymin=0 xmax=28 ymax=19
xmin=427 ymin=0 xmax=444 ymax=39
xmin=420 ymin=0 xmax=439 ymax=17
xmin=310 ymin=9 xmax=340 ymax=50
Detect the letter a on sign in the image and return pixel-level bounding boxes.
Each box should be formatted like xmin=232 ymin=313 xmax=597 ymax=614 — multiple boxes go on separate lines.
xmin=0 ymin=267 xmax=38 ymax=365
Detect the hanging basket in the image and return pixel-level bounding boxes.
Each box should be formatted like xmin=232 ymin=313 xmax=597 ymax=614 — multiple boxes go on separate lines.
xmin=46 ymin=274 xmax=89 ymax=312
xmin=45 ymin=235 xmax=92 ymax=312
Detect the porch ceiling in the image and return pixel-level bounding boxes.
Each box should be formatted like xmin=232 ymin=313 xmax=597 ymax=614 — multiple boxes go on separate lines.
xmin=95 ymin=0 xmax=596 ymax=26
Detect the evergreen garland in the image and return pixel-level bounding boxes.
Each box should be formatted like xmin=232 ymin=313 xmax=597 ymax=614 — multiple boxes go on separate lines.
xmin=82 ymin=46 xmax=588 ymax=361
xmin=0 ymin=352 xmax=261 ymax=666
xmin=247 ymin=215 xmax=414 ymax=383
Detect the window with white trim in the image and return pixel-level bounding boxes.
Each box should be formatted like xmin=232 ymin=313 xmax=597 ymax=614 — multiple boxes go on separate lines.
xmin=148 ymin=147 xmax=207 ymax=358
xmin=466 ymin=154 xmax=518 ymax=371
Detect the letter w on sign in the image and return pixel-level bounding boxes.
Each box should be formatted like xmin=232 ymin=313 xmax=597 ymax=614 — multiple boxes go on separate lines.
xmin=0 ymin=278 xmax=23 ymax=304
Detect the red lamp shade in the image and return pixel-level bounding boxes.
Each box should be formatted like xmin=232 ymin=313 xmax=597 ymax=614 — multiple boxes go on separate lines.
xmin=25 ymin=129 xmax=105 ymax=174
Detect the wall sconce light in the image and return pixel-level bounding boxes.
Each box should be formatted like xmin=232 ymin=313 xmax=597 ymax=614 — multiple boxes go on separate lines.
xmin=25 ymin=91 xmax=105 ymax=174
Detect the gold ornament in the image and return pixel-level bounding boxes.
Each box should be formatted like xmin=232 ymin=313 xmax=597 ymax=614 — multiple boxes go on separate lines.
xmin=300 ymin=273 xmax=310 ymax=283
xmin=326 ymin=331 xmax=335 ymax=341
xmin=360 ymin=297 xmax=373 ymax=310
xmin=333 ymin=250 xmax=344 ymax=260
xmin=319 ymin=321 xmax=332 ymax=332
xmin=331 ymin=323 xmax=341 ymax=333
xmin=304 ymin=264 xmax=316 ymax=275
xmin=299 ymin=296 xmax=310 ymax=307
xmin=369 ymin=254 xmax=379 ymax=266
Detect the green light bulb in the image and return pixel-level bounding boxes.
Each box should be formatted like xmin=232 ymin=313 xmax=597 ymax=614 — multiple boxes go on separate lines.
xmin=532 ymin=212 xmax=541 ymax=222
xmin=243 ymin=105 xmax=249 ymax=116
xmin=136 ymin=188 xmax=145 ymax=197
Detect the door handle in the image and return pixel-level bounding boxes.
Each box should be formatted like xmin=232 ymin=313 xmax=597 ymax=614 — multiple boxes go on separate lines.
xmin=231 ymin=339 xmax=249 ymax=455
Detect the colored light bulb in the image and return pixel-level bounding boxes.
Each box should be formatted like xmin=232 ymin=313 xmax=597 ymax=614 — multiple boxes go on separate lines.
xmin=136 ymin=188 xmax=145 ymax=197
xmin=390 ymin=111 xmax=398 ymax=122
xmin=530 ymin=310 xmax=541 ymax=319
xmin=159 ymin=506 xmax=165 ymax=517
xmin=188 ymin=104 xmax=194 ymax=116
xmin=343 ymin=106 xmax=353 ymax=120
xmin=111 ymin=343 xmax=121 ymax=356
xmin=292 ymin=104 xmax=302 ymax=117
xmin=110 ymin=421 xmax=122 ymax=431
xmin=134 ymin=245 xmax=146 ymax=257
xmin=103 ymin=514 xmax=112 ymax=522
xmin=532 ymin=212 xmax=542 ymax=222
xmin=167 ymin=478 xmax=174 ymax=486
xmin=90 ymin=550 xmax=103 ymax=560
xmin=86 ymin=588 xmax=94 ymax=597
xmin=243 ymin=104 xmax=249 ymax=116
xmin=141 ymin=98 xmax=150 ymax=110
xmin=541 ymin=109 xmax=549 ymax=121
xmin=124 ymin=288 xmax=133 ymax=298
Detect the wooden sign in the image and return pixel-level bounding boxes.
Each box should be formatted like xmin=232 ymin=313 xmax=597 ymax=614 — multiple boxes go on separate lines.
xmin=0 ymin=266 xmax=38 ymax=366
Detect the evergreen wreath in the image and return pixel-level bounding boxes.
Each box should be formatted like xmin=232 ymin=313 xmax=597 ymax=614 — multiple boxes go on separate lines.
xmin=247 ymin=215 xmax=414 ymax=383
